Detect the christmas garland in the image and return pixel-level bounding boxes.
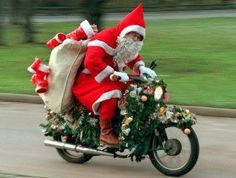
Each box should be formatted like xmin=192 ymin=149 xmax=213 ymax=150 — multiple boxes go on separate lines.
xmin=40 ymin=79 xmax=197 ymax=154
xmin=118 ymin=80 xmax=196 ymax=155
xmin=41 ymin=105 xmax=100 ymax=147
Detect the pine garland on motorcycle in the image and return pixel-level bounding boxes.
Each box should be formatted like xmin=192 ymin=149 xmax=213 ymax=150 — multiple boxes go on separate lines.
xmin=40 ymin=78 xmax=197 ymax=158
xmin=27 ymin=3 xmax=199 ymax=176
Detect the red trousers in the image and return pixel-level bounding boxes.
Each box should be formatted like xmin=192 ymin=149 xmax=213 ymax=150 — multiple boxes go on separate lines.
xmin=99 ymin=98 xmax=118 ymax=120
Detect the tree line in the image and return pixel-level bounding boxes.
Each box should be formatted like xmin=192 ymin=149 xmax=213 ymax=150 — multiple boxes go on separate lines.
xmin=0 ymin=0 xmax=235 ymax=45
xmin=0 ymin=0 xmax=37 ymax=44
xmin=0 ymin=0 xmax=105 ymax=45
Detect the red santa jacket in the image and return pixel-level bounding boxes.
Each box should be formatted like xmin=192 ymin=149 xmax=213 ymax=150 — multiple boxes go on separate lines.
xmin=72 ymin=27 xmax=145 ymax=115
xmin=73 ymin=3 xmax=146 ymax=115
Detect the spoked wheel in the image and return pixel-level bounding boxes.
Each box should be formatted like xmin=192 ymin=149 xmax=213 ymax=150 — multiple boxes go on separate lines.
xmin=148 ymin=127 xmax=199 ymax=177
xmin=55 ymin=137 xmax=93 ymax=164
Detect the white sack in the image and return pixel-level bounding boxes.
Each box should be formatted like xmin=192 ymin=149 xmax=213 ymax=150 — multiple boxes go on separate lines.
xmin=40 ymin=39 xmax=87 ymax=113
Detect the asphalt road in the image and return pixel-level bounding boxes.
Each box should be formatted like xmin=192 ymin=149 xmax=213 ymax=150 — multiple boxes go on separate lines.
xmin=0 ymin=101 xmax=236 ymax=178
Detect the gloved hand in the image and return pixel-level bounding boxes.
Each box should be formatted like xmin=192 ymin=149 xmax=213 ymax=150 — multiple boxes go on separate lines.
xmin=139 ymin=66 xmax=157 ymax=80
xmin=110 ymin=71 xmax=129 ymax=82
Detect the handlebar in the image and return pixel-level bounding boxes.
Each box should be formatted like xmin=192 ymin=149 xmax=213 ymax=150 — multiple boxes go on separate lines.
xmin=128 ymin=74 xmax=148 ymax=82
xmin=110 ymin=59 xmax=158 ymax=82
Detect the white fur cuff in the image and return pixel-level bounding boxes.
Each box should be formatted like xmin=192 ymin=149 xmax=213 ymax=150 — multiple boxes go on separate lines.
xmin=133 ymin=61 xmax=145 ymax=73
xmin=80 ymin=20 xmax=95 ymax=38
xmin=95 ymin=66 xmax=114 ymax=83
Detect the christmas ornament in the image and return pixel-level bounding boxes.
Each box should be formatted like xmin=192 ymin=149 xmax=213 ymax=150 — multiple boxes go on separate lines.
xmin=89 ymin=118 xmax=97 ymax=126
xmin=184 ymin=128 xmax=191 ymax=135
xmin=163 ymin=92 xmax=169 ymax=102
xmin=129 ymin=90 xmax=137 ymax=98
xmin=166 ymin=111 xmax=173 ymax=119
xmin=171 ymin=112 xmax=181 ymax=123
xmin=143 ymin=86 xmax=154 ymax=95
xmin=154 ymin=86 xmax=163 ymax=101
xmin=124 ymin=117 xmax=133 ymax=125
xmin=122 ymin=128 xmax=131 ymax=136
xmin=61 ymin=135 xmax=68 ymax=142
xmin=130 ymin=84 xmax=138 ymax=90
xmin=141 ymin=95 xmax=148 ymax=102
xmin=159 ymin=106 xmax=167 ymax=116
xmin=120 ymin=109 xmax=127 ymax=115
xmin=45 ymin=113 xmax=53 ymax=121
xmin=56 ymin=127 xmax=62 ymax=132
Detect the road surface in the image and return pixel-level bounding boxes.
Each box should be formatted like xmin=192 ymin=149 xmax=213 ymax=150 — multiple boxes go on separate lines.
xmin=0 ymin=101 xmax=235 ymax=178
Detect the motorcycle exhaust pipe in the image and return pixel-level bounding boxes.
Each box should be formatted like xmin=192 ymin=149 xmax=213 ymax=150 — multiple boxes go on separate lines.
xmin=44 ymin=139 xmax=114 ymax=157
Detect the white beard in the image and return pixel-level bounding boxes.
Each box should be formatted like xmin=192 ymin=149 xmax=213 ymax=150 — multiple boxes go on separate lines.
xmin=113 ymin=36 xmax=143 ymax=71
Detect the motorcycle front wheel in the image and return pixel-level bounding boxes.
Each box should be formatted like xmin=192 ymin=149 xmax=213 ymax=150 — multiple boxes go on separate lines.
xmin=148 ymin=127 xmax=199 ymax=177
xmin=55 ymin=137 xmax=93 ymax=164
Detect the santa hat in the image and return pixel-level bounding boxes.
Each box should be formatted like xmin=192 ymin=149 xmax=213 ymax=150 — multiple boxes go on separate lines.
xmin=116 ymin=3 xmax=146 ymax=39
xmin=87 ymin=3 xmax=146 ymax=57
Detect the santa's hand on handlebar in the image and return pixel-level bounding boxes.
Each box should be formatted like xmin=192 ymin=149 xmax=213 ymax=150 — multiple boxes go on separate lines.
xmin=139 ymin=66 xmax=157 ymax=80
xmin=110 ymin=66 xmax=157 ymax=83
xmin=110 ymin=71 xmax=129 ymax=82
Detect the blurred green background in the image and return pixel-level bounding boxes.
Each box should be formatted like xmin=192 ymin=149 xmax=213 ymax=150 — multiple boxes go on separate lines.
xmin=0 ymin=0 xmax=236 ymax=109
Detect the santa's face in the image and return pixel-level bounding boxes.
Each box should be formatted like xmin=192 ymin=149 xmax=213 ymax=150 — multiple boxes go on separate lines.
xmin=126 ymin=31 xmax=143 ymax=41
xmin=113 ymin=33 xmax=143 ymax=70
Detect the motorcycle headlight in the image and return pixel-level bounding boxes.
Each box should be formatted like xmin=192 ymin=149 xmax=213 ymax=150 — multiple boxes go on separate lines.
xmin=154 ymin=86 xmax=163 ymax=101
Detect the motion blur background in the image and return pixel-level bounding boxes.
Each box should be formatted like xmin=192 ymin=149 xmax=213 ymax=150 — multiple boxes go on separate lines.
xmin=0 ymin=0 xmax=235 ymax=109
xmin=1 ymin=0 xmax=236 ymax=43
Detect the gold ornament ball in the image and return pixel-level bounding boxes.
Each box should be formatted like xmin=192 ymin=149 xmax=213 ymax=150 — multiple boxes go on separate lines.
xmin=159 ymin=107 xmax=167 ymax=115
xmin=124 ymin=117 xmax=133 ymax=125
xmin=141 ymin=95 xmax=148 ymax=102
xmin=184 ymin=128 xmax=191 ymax=135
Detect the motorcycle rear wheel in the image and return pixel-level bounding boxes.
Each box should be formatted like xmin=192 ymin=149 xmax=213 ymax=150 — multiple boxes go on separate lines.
xmin=56 ymin=148 xmax=93 ymax=164
xmin=148 ymin=127 xmax=199 ymax=177
xmin=55 ymin=137 xmax=93 ymax=164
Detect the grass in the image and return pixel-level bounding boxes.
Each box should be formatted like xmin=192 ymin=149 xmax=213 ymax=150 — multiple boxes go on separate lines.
xmin=0 ymin=17 xmax=235 ymax=109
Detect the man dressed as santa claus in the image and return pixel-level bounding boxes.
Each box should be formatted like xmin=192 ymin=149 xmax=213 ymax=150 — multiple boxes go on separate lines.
xmin=73 ymin=3 xmax=157 ymax=147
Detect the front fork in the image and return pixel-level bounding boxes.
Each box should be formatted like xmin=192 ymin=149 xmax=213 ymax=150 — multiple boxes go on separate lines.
xmin=152 ymin=128 xmax=168 ymax=150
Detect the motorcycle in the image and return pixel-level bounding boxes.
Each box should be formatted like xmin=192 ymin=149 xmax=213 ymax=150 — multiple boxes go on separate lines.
xmin=41 ymin=64 xmax=199 ymax=177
